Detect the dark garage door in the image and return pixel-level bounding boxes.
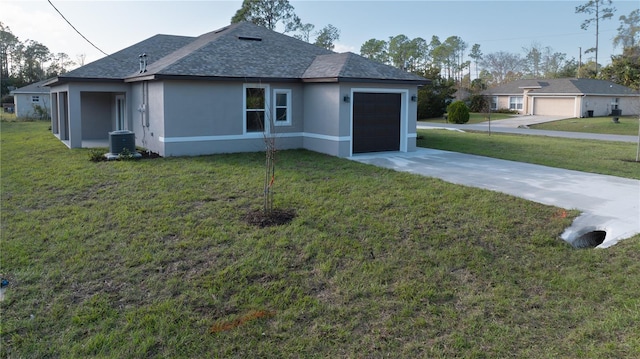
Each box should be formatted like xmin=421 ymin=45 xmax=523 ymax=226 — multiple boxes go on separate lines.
xmin=353 ymin=92 xmax=401 ymax=154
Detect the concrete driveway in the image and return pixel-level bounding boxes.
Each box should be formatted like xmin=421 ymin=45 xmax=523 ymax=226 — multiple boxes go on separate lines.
xmin=350 ymin=149 xmax=640 ymax=248
xmin=477 ymin=115 xmax=568 ymax=128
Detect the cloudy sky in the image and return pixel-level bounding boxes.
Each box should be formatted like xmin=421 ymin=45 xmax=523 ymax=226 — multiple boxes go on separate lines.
xmin=2 ymin=0 xmax=638 ymax=68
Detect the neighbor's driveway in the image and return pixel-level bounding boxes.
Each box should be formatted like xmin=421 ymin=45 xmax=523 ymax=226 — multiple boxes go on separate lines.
xmin=350 ymin=148 xmax=640 ymax=248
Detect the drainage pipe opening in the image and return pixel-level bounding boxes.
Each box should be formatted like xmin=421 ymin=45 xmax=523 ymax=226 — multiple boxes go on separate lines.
xmin=571 ymin=230 xmax=607 ymax=249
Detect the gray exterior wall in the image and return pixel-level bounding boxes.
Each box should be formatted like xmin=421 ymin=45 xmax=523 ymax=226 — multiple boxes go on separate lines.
xmin=49 ymin=82 xmax=130 ymax=148
xmin=80 ymin=92 xmax=114 ymax=139
xmin=302 ymin=83 xmax=343 ymax=156
xmin=14 ymin=93 xmax=51 ymax=118
xmin=51 ymin=78 xmax=421 ymax=158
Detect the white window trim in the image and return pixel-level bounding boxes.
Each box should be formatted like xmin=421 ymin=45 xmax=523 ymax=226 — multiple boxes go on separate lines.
xmin=31 ymin=95 xmax=40 ymax=103
xmin=273 ymin=89 xmax=292 ymax=127
xmin=115 ymin=95 xmax=126 ymax=131
xmin=491 ymin=96 xmax=498 ymax=110
xmin=509 ymin=96 xmax=523 ymax=110
xmin=243 ymin=83 xmax=270 ymax=134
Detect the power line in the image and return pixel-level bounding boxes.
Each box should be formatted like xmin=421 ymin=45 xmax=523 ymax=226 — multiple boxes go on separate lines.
xmin=47 ymin=0 xmax=110 ymax=57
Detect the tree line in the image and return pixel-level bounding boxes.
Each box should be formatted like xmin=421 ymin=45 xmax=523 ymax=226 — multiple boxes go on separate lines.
xmin=0 ymin=22 xmax=79 ymax=97
xmin=2 ymin=0 xmax=637 ymax=115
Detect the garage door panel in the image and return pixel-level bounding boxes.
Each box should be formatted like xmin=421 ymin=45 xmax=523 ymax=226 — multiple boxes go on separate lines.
xmin=534 ymin=98 xmax=574 ymax=117
xmin=353 ymin=93 xmax=401 ymax=154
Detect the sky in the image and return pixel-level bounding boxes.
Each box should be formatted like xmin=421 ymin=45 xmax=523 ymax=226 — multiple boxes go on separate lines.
xmin=2 ymin=0 xmax=639 ymax=70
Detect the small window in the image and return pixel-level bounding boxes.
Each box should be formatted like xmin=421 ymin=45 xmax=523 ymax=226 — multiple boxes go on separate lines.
xmin=509 ymin=96 xmax=523 ymax=111
xmin=611 ymin=98 xmax=619 ymax=110
xmin=245 ymin=86 xmax=266 ymax=133
xmin=31 ymin=95 xmax=40 ymax=103
xmin=490 ymin=96 xmax=498 ymax=111
xmin=273 ymin=90 xmax=291 ymax=126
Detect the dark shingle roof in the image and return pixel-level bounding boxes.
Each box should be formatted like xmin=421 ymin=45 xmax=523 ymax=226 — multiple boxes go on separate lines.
xmin=132 ymin=22 xmax=334 ymax=80
xmin=50 ymin=34 xmax=195 ymax=83
xmin=303 ymin=52 xmax=429 ymax=83
xmin=49 ymin=22 xmax=428 ymax=85
xmin=484 ymin=78 xmax=638 ymax=96
xmin=10 ymin=79 xmax=52 ymax=94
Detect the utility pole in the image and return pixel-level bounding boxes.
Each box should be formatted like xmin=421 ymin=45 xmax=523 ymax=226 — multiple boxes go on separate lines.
xmin=578 ymin=47 xmax=582 ymax=77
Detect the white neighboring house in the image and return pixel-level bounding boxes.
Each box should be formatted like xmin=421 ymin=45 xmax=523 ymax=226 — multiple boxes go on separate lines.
xmin=10 ymin=79 xmax=52 ymax=119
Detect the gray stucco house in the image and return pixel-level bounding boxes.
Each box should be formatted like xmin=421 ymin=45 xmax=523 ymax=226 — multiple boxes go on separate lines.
xmin=483 ymin=78 xmax=640 ymax=118
xmin=46 ymin=22 xmax=429 ymax=157
xmin=10 ymin=79 xmax=52 ymax=118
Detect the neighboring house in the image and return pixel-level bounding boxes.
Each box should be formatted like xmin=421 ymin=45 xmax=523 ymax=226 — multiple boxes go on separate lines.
xmin=10 ymin=79 xmax=52 ymax=118
xmin=45 ymin=22 xmax=429 ymax=157
xmin=483 ymin=78 xmax=640 ymax=118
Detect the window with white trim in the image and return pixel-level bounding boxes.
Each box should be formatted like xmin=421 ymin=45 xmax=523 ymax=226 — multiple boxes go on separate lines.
xmin=509 ymin=96 xmax=523 ymax=110
xmin=115 ymin=95 xmax=126 ymax=130
xmin=31 ymin=95 xmax=40 ymax=103
xmin=244 ymin=84 xmax=269 ymax=133
xmin=490 ymin=96 xmax=498 ymax=111
xmin=273 ymin=89 xmax=291 ymax=126
xmin=245 ymin=86 xmax=266 ymax=133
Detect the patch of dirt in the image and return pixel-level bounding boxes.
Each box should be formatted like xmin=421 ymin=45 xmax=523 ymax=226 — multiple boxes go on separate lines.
xmin=243 ymin=208 xmax=296 ymax=227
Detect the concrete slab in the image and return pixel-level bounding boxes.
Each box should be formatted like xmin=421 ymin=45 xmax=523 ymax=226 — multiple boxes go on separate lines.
xmin=350 ymin=149 xmax=640 ymax=248
xmin=417 ymin=123 xmax=638 ymax=143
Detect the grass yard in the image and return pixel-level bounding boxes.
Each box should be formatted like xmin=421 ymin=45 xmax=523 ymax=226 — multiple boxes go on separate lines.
xmin=417 ymin=129 xmax=640 ymax=180
xmin=530 ymin=116 xmax=640 ymax=136
xmin=419 ymin=112 xmax=514 ymax=125
xmin=2 ymin=121 xmax=640 ymax=358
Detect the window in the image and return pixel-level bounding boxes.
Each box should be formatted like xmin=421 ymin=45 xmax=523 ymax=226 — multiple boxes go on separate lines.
xmin=273 ymin=89 xmax=291 ymax=126
xmin=115 ymin=95 xmax=126 ymax=130
xmin=245 ymin=86 xmax=266 ymax=133
xmin=611 ymin=98 xmax=619 ymax=110
xmin=490 ymin=96 xmax=498 ymax=111
xmin=31 ymin=95 xmax=40 ymax=103
xmin=509 ymin=96 xmax=523 ymax=111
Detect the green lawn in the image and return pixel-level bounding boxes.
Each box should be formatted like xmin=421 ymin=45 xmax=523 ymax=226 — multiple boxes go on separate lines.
xmin=419 ymin=112 xmax=514 ymax=124
xmin=2 ymin=121 xmax=640 ymax=358
xmin=418 ymin=129 xmax=640 ymax=180
xmin=530 ymin=116 xmax=640 ymax=136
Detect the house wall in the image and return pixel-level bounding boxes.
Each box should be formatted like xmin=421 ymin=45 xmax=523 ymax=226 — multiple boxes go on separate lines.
xmin=153 ymin=80 xmax=305 ymax=157
xmin=130 ymin=81 xmax=165 ymax=155
xmin=80 ymin=92 xmax=114 ymax=139
xmin=302 ymin=83 xmax=344 ymax=157
xmin=583 ymin=95 xmax=640 ymax=117
xmin=49 ymin=82 xmax=130 ymax=148
xmin=14 ymin=93 xmax=51 ymax=118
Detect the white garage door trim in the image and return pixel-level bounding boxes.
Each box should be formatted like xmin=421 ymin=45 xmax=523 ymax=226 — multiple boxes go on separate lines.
xmin=532 ymin=97 xmax=576 ymax=117
xmin=349 ymin=88 xmax=409 ymax=157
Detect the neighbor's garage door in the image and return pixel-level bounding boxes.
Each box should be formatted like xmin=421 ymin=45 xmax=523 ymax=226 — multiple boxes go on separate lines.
xmin=353 ymin=92 xmax=401 ymax=154
xmin=533 ymin=97 xmax=574 ymax=117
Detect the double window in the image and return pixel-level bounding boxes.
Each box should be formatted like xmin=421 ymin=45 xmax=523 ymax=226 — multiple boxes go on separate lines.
xmin=509 ymin=96 xmax=523 ymax=111
xmin=244 ymin=85 xmax=292 ymax=133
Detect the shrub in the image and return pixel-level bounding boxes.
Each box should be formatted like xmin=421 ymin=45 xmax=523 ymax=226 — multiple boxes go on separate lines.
xmin=446 ymin=101 xmax=470 ymax=124
xmin=88 ymin=149 xmax=106 ymax=162
xmin=468 ymin=94 xmax=489 ymax=112
xmin=494 ymin=108 xmax=519 ymax=114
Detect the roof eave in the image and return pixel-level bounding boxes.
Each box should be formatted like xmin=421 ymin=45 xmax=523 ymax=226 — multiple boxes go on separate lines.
xmin=45 ymin=77 xmax=126 ymax=87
